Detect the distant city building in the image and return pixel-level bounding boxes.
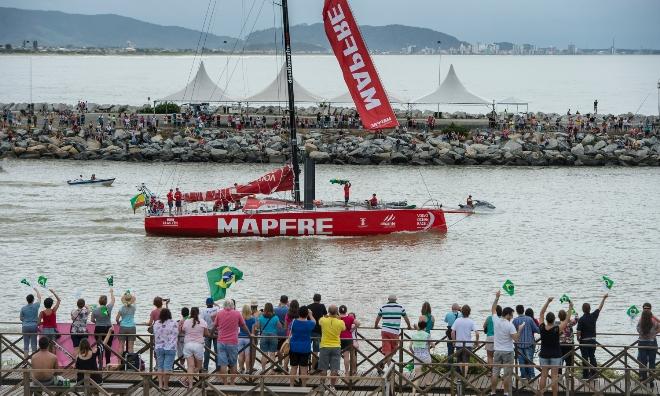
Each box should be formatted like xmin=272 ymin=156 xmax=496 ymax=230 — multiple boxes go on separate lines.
xmin=568 ymin=44 xmax=577 ymax=55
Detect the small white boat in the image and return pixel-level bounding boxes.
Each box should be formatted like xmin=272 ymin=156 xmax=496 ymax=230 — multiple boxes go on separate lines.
xmin=67 ymin=178 xmax=115 ymax=187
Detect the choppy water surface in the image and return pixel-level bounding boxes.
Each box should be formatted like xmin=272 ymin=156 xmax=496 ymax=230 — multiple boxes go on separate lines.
xmin=1 ymin=54 xmax=660 ymax=115
xmin=0 ymin=160 xmax=658 ymax=345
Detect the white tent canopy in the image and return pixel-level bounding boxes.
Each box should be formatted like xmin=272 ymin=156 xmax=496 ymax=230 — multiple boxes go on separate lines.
xmin=160 ymin=61 xmax=234 ymax=103
xmin=497 ymin=96 xmax=529 ymax=105
xmin=330 ymin=90 xmax=407 ymax=104
xmin=244 ymin=65 xmax=322 ymax=103
xmin=415 ymin=64 xmax=489 ymax=105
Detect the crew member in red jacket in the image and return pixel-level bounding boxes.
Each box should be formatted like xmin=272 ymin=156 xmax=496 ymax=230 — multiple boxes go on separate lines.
xmin=343 ymin=182 xmax=351 ymax=206
xmin=174 ymin=188 xmax=183 ymax=215
xmin=167 ymin=189 xmax=174 ymax=215
xmin=369 ymin=193 xmax=378 ymax=208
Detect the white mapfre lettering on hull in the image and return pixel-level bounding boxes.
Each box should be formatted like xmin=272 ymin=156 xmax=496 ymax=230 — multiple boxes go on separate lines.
xmin=218 ymin=217 xmax=333 ymax=235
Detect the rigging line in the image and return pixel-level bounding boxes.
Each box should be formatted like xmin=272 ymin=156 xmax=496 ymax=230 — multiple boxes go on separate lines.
xmin=221 ymin=0 xmax=267 ymax=97
xmin=191 ymin=0 xmax=218 ymax=101
xmin=446 ymin=212 xmax=471 ymax=229
xmin=417 ymin=169 xmax=433 ymax=202
xmin=633 ymin=91 xmax=652 ymax=115
xmin=208 ymin=0 xmax=262 ymax=101
xmin=183 ymin=0 xmax=214 ymax=101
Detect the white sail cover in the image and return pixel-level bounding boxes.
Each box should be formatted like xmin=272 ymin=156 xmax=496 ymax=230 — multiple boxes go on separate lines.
xmin=330 ymin=90 xmax=406 ymax=104
xmin=244 ymin=65 xmax=322 ymax=103
xmin=160 ymin=61 xmax=234 ymax=102
xmin=415 ymin=64 xmax=488 ymax=105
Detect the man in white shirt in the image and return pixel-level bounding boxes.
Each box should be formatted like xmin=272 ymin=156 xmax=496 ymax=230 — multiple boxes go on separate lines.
xmin=490 ymin=291 xmax=525 ymax=396
xmin=201 ymin=298 xmax=220 ymax=372
xmin=451 ymin=304 xmax=479 ymax=377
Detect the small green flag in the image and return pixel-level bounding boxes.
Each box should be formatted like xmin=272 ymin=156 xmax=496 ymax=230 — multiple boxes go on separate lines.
xmin=560 ymin=294 xmax=571 ymax=304
xmin=602 ymin=275 xmax=614 ymax=290
xmin=100 ymin=306 xmax=109 ymax=316
xmin=206 ymin=266 xmax=244 ymax=301
xmin=329 ymin=179 xmax=350 ymax=185
xmin=502 ymin=279 xmax=515 ymax=296
xmin=405 ymin=361 xmax=414 ymax=372
xmin=20 ymin=278 xmax=31 ymax=287
xmin=37 ymin=275 xmax=47 ymax=288
xmin=626 ymin=305 xmax=640 ymax=320
xmin=106 ymin=276 xmax=114 ymax=287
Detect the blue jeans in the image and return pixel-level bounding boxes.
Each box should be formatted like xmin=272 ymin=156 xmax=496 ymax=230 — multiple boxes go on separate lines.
xmin=22 ymin=325 xmax=38 ymax=354
xmin=203 ymin=337 xmax=217 ymax=371
xmin=638 ymin=339 xmax=657 ymax=383
xmin=517 ymin=345 xmax=535 ymax=379
xmin=155 ymin=348 xmax=176 ymax=372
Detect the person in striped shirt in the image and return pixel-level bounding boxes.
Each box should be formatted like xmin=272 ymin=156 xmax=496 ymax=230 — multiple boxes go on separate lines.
xmin=374 ymin=295 xmax=411 ymax=366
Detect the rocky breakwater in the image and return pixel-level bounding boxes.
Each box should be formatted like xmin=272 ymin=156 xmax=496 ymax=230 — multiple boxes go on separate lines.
xmin=1 ymin=127 xmax=659 ymax=166
xmin=302 ymin=131 xmax=660 ymax=166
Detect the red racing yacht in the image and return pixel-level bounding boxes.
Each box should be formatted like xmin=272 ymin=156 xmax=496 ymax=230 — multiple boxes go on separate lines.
xmin=143 ymin=0 xmax=447 ymax=237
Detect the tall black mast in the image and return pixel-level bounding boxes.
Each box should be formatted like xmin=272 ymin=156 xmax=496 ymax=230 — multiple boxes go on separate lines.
xmin=281 ymin=0 xmax=301 ymax=203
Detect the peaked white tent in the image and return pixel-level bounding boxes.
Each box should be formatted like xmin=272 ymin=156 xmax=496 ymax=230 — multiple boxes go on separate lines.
xmin=160 ymin=61 xmax=234 ymax=102
xmin=244 ymin=65 xmax=322 ymax=103
xmin=497 ymin=96 xmax=529 ymax=113
xmin=330 ymin=90 xmax=407 ymax=104
xmin=415 ymin=64 xmax=489 ymax=105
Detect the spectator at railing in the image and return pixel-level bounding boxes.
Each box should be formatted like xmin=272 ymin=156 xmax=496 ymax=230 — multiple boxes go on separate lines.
xmin=20 ymin=288 xmax=42 ymax=359
xmin=576 ymin=293 xmax=608 ymax=380
xmin=637 ymin=305 xmax=659 ymax=387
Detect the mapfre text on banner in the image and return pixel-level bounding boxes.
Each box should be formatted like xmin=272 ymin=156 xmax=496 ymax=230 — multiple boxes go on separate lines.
xmin=323 ymin=0 xmax=399 ymax=130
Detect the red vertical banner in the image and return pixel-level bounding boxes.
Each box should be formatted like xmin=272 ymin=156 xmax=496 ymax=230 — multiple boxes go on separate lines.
xmin=323 ymin=0 xmax=399 ymax=130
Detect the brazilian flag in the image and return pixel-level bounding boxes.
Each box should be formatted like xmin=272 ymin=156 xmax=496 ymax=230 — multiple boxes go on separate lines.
xmin=130 ymin=193 xmax=147 ymax=214
xmin=206 ymin=266 xmax=243 ymax=301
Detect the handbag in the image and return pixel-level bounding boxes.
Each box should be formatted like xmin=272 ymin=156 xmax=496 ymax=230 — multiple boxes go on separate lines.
xmin=280 ymin=338 xmax=290 ymax=355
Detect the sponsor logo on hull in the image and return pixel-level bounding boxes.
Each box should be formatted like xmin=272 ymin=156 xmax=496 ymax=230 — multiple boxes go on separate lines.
xmin=380 ymin=214 xmax=396 ymax=227
xmin=163 ymin=218 xmax=178 ymax=227
xmin=218 ymin=217 xmax=333 ymax=236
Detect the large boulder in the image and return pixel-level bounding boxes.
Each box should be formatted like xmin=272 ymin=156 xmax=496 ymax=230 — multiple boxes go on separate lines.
xmin=309 ymin=151 xmax=330 ymax=162
xmin=582 ymin=134 xmax=596 ymax=145
xmin=593 ymin=140 xmax=606 ymax=151
xmin=570 ymin=144 xmax=585 ymax=156
xmin=502 ymin=140 xmax=523 ymax=154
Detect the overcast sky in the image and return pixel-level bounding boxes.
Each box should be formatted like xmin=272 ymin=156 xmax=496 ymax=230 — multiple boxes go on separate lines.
xmin=2 ymin=0 xmax=660 ymax=49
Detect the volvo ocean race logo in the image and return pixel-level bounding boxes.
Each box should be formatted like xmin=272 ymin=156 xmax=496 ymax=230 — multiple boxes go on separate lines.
xmin=359 ymin=217 xmax=367 ymax=227
xmin=218 ymin=217 xmax=333 ymax=235
xmin=380 ymin=214 xmax=396 ymax=227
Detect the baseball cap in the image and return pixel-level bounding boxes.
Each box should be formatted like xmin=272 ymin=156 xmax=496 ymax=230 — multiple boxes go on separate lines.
xmin=250 ymin=299 xmax=258 ymax=306
xmin=205 ymin=297 xmax=214 ymax=305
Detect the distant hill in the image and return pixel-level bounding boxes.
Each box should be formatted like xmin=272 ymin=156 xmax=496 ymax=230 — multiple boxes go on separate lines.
xmin=246 ymin=23 xmax=465 ymax=53
xmin=0 ymin=7 xmax=237 ymax=49
xmin=0 ymin=7 xmax=464 ymax=52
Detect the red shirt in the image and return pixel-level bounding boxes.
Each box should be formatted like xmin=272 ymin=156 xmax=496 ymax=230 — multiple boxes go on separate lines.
xmin=167 ymin=191 xmax=173 ymax=203
xmin=340 ymin=315 xmax=355 ymax=339
xmin=41 ymin=310 xmax=57 ymax=329
xmin=215 ymin=308 xmax=246 ymax=345
xmin=343 ymin=184 xmax=350 ymax=198
xmin=174 ymin=191 xmax=182 ymax=202
xmin=370 ymin=197 xmax=378 ymax=207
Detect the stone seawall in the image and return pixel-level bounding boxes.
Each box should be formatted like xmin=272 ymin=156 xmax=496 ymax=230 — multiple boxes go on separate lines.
xmin=1 ymin=126 xmax=659 ymax=166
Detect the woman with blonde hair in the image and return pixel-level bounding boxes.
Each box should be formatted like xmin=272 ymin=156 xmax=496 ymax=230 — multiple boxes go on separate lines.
xmin=116 ymin=292 xmax=137 ymax=354
xmin=238 ymin=304 xmax=256 ymax=373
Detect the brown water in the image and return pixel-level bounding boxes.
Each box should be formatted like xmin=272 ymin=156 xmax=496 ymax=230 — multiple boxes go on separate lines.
xmin=0 ymin=159 xmax=658 ymax=345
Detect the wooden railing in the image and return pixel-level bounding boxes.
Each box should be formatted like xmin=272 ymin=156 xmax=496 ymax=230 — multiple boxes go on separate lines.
xmin=0 ymin=325 xmax=657 ymax=395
